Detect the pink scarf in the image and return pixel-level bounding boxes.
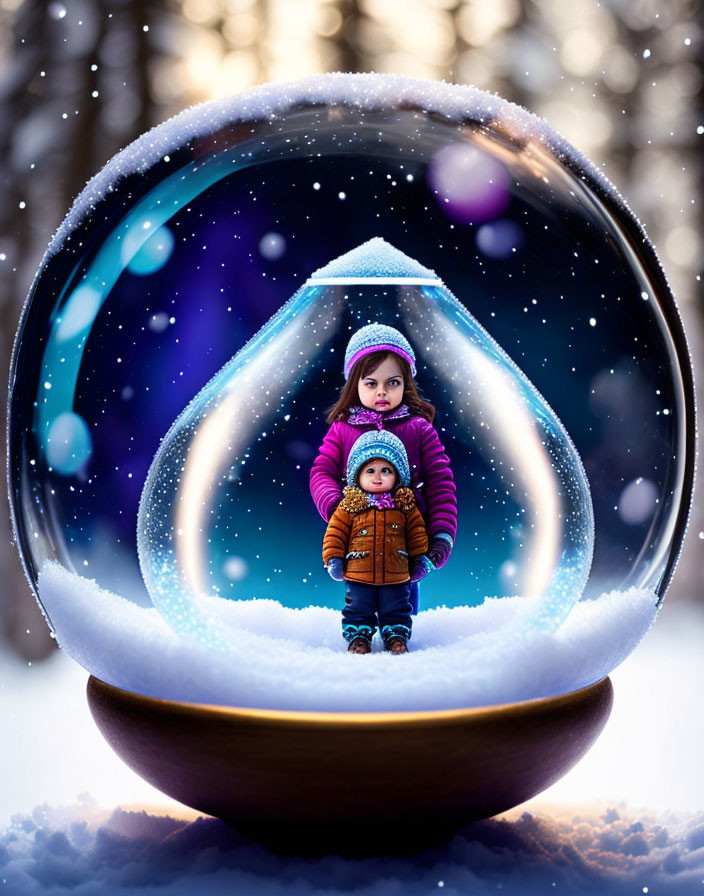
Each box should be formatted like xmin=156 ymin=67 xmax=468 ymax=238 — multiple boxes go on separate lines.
xmin=346 ymin=404 xmax=410 ymax=430
xmin=365 ymin=492 xmax=395 ymax=510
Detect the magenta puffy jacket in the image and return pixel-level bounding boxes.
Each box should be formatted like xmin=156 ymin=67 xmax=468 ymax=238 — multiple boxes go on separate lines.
xmin=309 ymin=405 xmax=457 ymax=552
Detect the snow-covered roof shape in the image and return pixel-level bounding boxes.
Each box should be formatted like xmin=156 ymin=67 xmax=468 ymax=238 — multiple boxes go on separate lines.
xmin=307 ymin=237 xmax=440 ymax=284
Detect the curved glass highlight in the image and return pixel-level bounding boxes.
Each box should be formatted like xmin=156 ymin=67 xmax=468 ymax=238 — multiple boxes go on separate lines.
xmin=137 ymin=239 xmax=594 ymax=647
xmin=7 ymin=97 xmax=693 ymax=648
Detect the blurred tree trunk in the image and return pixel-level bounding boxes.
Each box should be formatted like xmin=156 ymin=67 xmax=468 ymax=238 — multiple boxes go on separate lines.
xmin=0 ymin=0 xmax=171 ymax=659
xmin=336 ymin=0 xmax=366 ymax=73
xmin=0 ymin=1 xmax=56 ymax=660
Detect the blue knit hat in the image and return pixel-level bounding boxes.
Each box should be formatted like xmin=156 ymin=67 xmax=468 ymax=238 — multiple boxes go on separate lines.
xmin=343 ymin=324 xmax=417 ymax=379
xmin=346 ymin=430 xmax=411 ymax=488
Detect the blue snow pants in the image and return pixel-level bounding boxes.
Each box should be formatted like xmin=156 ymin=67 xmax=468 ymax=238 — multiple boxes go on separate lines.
xmin=342 ymin=580 xmax=413 ymax=646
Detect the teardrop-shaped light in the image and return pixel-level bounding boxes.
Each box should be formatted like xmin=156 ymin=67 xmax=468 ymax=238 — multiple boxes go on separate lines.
xmin=138 ymin=238 xmax=593 ymax=650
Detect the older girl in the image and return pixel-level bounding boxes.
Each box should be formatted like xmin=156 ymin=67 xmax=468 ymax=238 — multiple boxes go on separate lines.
xmin=310 ymin=323 xmax=457 ymax=610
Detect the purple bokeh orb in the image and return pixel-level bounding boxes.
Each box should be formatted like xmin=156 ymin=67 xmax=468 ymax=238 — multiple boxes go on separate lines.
xmin=476 ymin=219 xmax=524 ymax=259
xmin=428 ymin=144 xmax=511 ymax=225
xmin=618 ymin=478 xmax=659 ymax=525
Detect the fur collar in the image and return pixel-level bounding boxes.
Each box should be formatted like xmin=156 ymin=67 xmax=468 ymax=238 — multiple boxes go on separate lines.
xmin=339 ymin=485 xmax=416 ymax=514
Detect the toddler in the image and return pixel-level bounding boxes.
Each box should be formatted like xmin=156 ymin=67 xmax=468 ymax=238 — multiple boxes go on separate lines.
xmin=322 ymin=430 xmax=429 ymax=654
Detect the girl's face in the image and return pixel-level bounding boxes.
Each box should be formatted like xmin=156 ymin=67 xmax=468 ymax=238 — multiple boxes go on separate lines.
xmin=357 ymin=355 xmax=404 ymax=412
xmin=358 ymin=459 xmax=397 ymax=494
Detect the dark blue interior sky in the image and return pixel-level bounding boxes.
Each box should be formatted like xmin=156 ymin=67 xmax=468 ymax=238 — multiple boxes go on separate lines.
xmin=11 ymin=108 xmax=681 ymax=609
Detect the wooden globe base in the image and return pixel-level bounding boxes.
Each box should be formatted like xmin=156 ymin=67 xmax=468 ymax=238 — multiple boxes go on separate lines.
xmin=87 ymin=675 xmax=612 ymax=853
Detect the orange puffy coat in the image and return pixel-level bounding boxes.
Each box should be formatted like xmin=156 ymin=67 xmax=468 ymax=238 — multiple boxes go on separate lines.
xmin=322 ymin=486 xmax=429 ymax=585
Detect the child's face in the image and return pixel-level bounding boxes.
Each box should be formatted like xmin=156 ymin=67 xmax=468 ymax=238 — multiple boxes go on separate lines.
xmin=358 ymin=459 xmax=397 ymax=494
xmin=357 ymin=356 xmax=404 ymax=412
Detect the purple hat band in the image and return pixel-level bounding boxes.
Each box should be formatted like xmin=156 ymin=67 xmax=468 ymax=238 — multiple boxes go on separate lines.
xmin=344 ymin=344 xmax=417 ymax=379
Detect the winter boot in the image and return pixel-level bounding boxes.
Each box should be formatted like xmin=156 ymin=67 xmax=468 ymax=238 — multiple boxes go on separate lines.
xmin=347 ymin=637 xmax=372 ymax=654
xmin=386 ymin=637 xmax=408 ymax=655
xmin=381 ymin=624 xmax=411 ymax=654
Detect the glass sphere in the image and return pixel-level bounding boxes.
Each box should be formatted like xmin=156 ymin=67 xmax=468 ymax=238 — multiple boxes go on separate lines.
xmin=8 ymin=75 xmax=694 ymax=670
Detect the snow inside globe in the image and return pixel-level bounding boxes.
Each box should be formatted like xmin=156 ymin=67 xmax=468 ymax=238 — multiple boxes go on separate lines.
xmin=8 ymin=74 xmax=695 ymax=715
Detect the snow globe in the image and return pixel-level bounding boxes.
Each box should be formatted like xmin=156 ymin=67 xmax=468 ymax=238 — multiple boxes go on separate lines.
xmin=7 ymin=74 xmax=694 ymax=844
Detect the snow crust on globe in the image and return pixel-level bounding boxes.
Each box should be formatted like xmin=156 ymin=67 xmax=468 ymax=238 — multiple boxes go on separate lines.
xmin=45 ymin=74 xmax=647 ymax=263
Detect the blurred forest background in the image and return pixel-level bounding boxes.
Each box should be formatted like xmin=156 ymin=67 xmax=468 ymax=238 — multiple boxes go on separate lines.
xmin=1 ymin=0 xmax=702 ymax=660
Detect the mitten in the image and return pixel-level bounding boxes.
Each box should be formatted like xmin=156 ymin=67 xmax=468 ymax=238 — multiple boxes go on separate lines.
xmin=410 ymin=555 xmax=435 ymax=583
xmin=326 ymin=557 xmax=345 ymax=581
xmin=427 ymin=535 xmax=453 ymax=570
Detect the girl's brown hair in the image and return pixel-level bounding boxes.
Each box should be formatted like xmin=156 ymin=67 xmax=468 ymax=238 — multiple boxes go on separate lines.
xmin=325 ymin=351 xmax=435 ymax=425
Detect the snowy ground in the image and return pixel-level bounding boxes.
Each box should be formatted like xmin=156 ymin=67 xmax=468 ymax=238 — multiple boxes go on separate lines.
xmin=37 ymin=562 xmax=659 ymax=712
xmin=3 ymin=800 xmax=704 ymax=895
xmin=1 ymin=597 xmax=702 ymax=894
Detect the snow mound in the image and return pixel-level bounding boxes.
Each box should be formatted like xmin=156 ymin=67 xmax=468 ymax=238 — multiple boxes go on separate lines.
xmin=309 ymin=237 xmax=439 ymax=282
xmin=38 ymin=561 xmax=659 ymax=713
